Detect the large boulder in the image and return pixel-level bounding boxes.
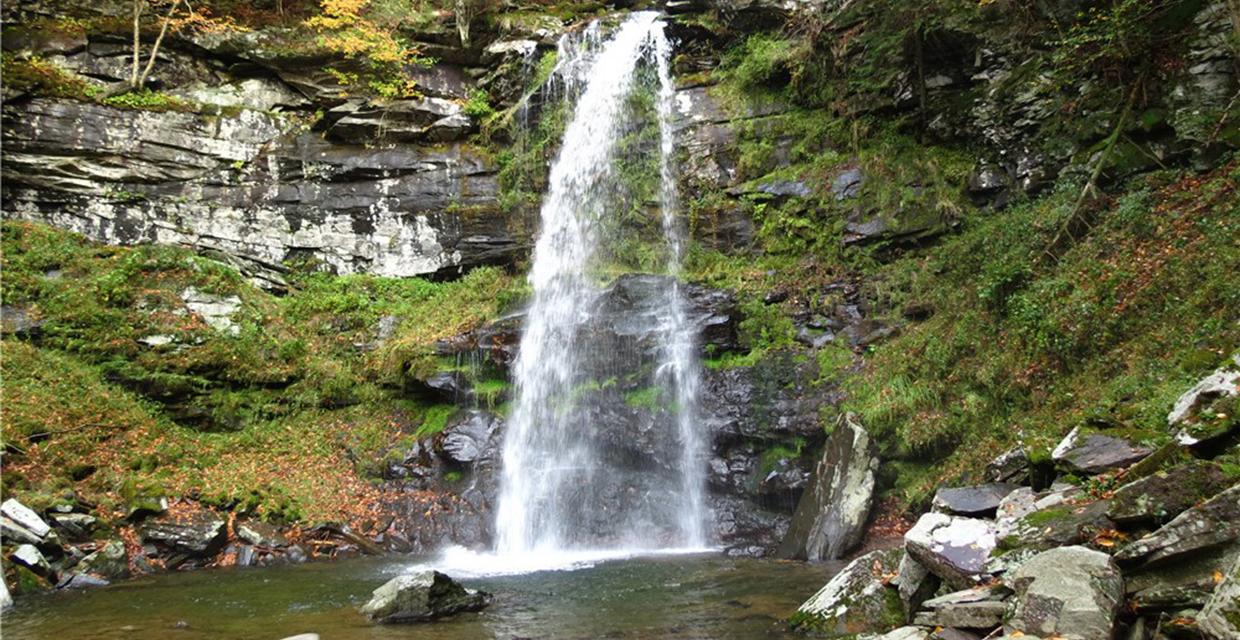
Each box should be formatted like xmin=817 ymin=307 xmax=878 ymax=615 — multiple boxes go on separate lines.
xmin=1005 ymin=546 xmax=1124 ymax=640
xmin=359 ymin=571 xmax=491 ymax=623
xmin=1199 ymin=554 xmax=1240 ymax=640
xmin=904 ymin=513 xmax=997 ymax=589
xmin=777 ymin=413 xmax=878 ymax=561
xmin=1116 ymin=483 xmax=1240 ymax=566
xmin=790 ymin=547 xmax=908 ymax=635
xmin=1107 ymin=460 xmax=1232 ymax=524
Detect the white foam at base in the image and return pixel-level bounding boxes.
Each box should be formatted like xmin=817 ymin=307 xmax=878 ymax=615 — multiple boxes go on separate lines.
xmin=412 ymin=545 xmax=718 ymax=578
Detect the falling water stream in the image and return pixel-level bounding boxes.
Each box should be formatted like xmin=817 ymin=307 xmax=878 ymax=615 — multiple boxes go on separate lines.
xmin=438 ymin=11 xmax=711 ymax=574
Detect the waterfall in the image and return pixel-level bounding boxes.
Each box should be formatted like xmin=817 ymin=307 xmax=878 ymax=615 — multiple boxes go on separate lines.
xmin=491 ymin=11 xmax=710 ymax=561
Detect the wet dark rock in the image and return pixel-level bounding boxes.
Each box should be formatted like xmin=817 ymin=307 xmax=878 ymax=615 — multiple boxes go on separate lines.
xmin=1116 ymin=483 xmax=1240 ymax=566
xmin=904 ymin=513 xmax=997 ymax=590
xmin=932 ymin=483 xmax=1020 ymax=517
xmin=791 ymin=547 xmax=907 ymax=635
xmin=711 ymin=494 xmax=789 ymax=556
xmin=778 ymin=414 xmax=877 ymax=561
xmin=1051 ymin=427 xmax=1153 ymax=475
xmin=1107 ymin=460 xmax=1231 ymax=525
xmin=914 ymin=585 xmax=1010 ymax=630
xmin=1005 ymin=546 xmax=1123 ymax=640
xmin=436 ymin=410 xmax=502 ymax=465
xmin=139 ymin=511 xmax=227 ymax=557
xmin=421 ymin=371 xmax=473 ymax=403
xmin=359 ymin=570 xmax=491 ymax=623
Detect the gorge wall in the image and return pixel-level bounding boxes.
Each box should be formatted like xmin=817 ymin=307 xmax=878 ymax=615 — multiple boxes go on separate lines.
xmin=2 ymin=0 xmax=1238 ymax=609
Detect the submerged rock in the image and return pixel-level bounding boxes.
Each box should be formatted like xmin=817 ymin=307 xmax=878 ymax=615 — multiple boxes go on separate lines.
xmin=1005 ymin=546 xmax=1123 ymax=640
xmin=359 ymin=570 xmax=491 ymax=624
xmin=777 ymin=413 xmax=877 ymax=561
xmin=790 ymin=547 xmax=907 ymax=635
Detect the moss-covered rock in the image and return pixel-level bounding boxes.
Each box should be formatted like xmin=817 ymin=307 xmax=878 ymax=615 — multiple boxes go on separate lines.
xmin=790 ymin=547 xmax=907 ymax=635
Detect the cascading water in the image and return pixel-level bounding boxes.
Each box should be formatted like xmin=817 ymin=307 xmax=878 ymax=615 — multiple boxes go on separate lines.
xmin=488 ymin=10 xmax=710 ymax=564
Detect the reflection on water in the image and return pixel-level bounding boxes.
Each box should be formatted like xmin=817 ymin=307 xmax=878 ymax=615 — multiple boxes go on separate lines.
xmin=3 ymin=553 xmax=839 ymax=639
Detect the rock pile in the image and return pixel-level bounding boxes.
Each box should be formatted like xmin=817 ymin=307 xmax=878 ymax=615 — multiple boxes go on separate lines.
xmin=790 ymin=366 xmax=1240 ymax=639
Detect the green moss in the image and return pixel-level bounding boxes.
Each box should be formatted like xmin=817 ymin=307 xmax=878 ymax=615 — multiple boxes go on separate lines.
xmin=837 ymin=158 xmax=1239 ymax=508
xmin=0 ymin=221 xmax=520 ymax=525
xmin=102 ymin=89 xmax=194 ymax=112
xmin=1 ymin=53 xmax=98 ymax=100
xmin=623 ymin=386 xmax=664 ymax=411
xmin=417 ymin=404 xmax=458 ymax=438
xmin=1021 ymin=505 xmax=1072 ymax=528
xmin=473 ymin=378 xmax=510 ymax=408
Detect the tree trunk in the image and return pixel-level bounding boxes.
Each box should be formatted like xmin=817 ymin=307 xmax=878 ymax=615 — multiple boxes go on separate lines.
xmin=455 ymin=0 xmax=471 ymax=49
xmin=136 ymin=0 xmax=185 ymax=90
xmin=130 ymin=0 xmax=143 ymax=88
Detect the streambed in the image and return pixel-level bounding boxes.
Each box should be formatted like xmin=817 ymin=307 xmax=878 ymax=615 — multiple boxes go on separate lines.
xmin=4 ymin=553 xmax=839 ymax=639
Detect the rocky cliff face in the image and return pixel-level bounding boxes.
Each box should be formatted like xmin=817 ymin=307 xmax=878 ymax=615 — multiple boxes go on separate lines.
xmin=2 ymin=0 xmax=1238 ymax=591
xmin=2 ymin=54 xmax=519 ymax=283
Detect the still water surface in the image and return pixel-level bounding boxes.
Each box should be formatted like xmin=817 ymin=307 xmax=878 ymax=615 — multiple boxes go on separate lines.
xmin=4 ymin=553 xmax=838 ymax=639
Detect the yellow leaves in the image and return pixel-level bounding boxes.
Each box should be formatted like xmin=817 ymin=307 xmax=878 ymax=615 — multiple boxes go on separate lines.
xmin=305 ymin=0 xmax=418 ymax=70
xmin=1092 ymin=528 xmax=1129 ymax=548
